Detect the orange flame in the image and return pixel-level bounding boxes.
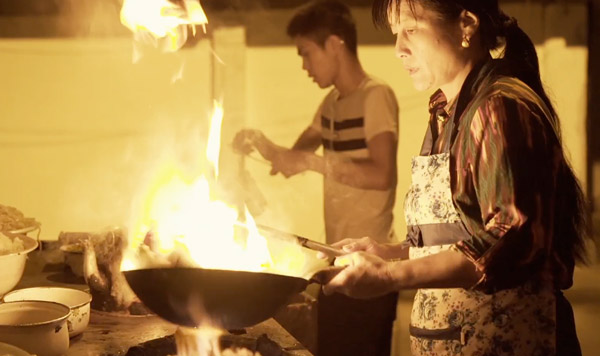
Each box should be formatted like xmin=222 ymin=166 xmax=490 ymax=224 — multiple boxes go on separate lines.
xmin=117 ymin=4 xmax=313 ymax=355
xmin=122 ymin=99 xmax=326 ymax=281
xmin=120 ymin=0 xmax=208 ymax=56
xmin=206 ymin=100 xmax=223 ymax=178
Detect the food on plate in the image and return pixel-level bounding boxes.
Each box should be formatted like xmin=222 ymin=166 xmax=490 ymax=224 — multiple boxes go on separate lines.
xmin=0 ymin=204 xmax=38 ymax=232
xmin=0 ymin=232 xmax=25 ymax=255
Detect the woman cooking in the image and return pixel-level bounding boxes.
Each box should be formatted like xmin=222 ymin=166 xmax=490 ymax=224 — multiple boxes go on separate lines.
xmin=321 ymin=0 xmax=591 ymax=355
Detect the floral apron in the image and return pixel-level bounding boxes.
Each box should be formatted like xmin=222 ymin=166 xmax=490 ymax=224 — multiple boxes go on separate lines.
xmin=404 ymin=150 xmax=557 ymax=356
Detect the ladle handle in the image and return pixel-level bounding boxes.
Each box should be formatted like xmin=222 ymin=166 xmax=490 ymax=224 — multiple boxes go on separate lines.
xmin=255 ymin=223 xmax=345 ymax=257
xmin=296 ymin=237 xmax=345 ymax=257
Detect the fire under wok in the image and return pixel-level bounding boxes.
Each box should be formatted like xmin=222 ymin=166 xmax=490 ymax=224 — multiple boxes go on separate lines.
xmin=123 ymin=228 xmax=344 ymax=329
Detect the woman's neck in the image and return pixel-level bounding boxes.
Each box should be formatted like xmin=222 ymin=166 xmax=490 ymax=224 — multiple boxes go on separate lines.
xmin=440 ymin=51 xmax=488 ymax=103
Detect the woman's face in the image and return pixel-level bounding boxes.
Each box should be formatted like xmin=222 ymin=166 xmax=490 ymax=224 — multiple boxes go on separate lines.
xmin=389 ymin=1 xmax=465 ymax=92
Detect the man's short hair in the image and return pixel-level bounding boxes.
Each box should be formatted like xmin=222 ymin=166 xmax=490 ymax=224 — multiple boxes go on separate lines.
xmin=286 ymin=0 xmax=358 ymax=56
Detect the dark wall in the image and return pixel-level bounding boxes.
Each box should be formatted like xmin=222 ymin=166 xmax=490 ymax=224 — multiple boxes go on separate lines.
xmin=1 ymin=0 xmax=597 ymax=231
xmin=590 ymin=1 xmax=600 ymax=196
xmin=0 ymin=0 xmax=590 ymax=14
xmin=589 ymin=0 xmax=600 ymax=250
xmin=0 ymin=0 xmax=590 ymax=47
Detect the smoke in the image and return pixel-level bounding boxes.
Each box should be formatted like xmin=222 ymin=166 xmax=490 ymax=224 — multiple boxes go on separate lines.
xmin=0 ymin=0 xmax=325 ymax=245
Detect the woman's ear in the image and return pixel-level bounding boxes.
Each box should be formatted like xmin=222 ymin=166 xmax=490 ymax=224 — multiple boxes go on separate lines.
xmin=459 ymin=10 xmax=480 ymax=41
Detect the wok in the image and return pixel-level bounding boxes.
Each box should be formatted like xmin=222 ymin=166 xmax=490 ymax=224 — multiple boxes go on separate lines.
xmin=124 ymin=229 xmax=343 ymax=329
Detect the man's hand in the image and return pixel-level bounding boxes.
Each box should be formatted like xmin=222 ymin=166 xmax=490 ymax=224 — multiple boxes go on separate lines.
xmin=232 ymin=129 xmax=278 ymax=161
xmin=232 ymin=129 xmax=258 ymax=155
xmin=270 ymin=149 xmax=311 ymax=178
xmin=321 ymin=251 xmax=396 ymax=299
xmin=232 ymin=128 xmax=318 ymax=178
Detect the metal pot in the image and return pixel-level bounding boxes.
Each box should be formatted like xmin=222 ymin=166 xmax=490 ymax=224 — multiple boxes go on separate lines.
xmin=0 ymin=301 xmax=70 ymax=356
xmin=3 ymin=287 xmax=92 ymax=338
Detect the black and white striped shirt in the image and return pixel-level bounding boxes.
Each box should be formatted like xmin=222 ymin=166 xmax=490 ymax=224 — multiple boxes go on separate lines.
xmin=310 ymin=76 xmax=399 ymax=244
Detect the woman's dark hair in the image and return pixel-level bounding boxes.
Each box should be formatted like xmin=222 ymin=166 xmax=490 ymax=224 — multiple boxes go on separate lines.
xmin=373 ymin=0 xmax=555 ymax=117
xmin=287 ymin=0 xmax=358 ymax=56
xmin=373 ymin=0 xmax=590 ymax=264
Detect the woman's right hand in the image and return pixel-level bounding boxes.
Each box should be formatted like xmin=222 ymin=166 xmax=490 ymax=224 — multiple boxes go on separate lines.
xmin=321 ymin=251 xmax=396 ymax=298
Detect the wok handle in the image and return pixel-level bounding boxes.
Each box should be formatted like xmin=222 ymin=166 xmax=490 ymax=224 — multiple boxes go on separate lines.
xmin=310 ymin=266 xmax=345 ymax=284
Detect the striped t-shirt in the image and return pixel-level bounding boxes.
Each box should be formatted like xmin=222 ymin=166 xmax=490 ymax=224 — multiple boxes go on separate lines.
xmin=310 ymin=76 xmax=399 ymax=244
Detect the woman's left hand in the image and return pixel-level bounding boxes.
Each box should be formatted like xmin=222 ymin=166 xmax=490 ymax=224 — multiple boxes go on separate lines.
xmin=331 ymin=236 xmax=397 ymax=260
xmin=321 ymin=251 xmax=396 ymax=299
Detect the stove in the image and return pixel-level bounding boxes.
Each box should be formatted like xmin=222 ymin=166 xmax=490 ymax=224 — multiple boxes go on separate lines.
xmin=17 ymin=246 xmax=314 ymax=356
xmin=126 ymin=332 xmax=301 ymax=356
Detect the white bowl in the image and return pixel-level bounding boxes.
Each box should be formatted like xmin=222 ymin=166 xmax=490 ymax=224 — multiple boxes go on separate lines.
xmin=9 ymin=222 xmax=41 ymax=236
xmin=0 ymin=301 xmax=70 ymax=356
xmin=0 ymin=234 xmax=38 ymax=297
xmin=4 ymin=287 xmax=92 ymax=338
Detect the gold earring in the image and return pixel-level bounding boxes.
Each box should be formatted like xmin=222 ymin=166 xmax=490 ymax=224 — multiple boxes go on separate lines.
xmin=461 ymin=36 xmax=470 ymax=48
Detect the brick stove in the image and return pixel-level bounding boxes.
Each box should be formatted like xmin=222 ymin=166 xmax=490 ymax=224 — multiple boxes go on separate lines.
xmin=126 ymin=331 xmax=301 ymax=356
xmin=17 ymin=247 xmax=314 ymax=356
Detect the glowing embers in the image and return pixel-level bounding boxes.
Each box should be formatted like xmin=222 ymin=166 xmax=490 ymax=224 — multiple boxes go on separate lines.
xmin=176 ymin=327 xmax=261 ymax=356
xmin=126 ymin=327 xmax=291 ymax=356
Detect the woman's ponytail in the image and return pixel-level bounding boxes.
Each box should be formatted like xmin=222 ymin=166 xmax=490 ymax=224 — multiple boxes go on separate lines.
xmin=498 ymin=13 xmax=559 ymax=127
xmin=498 ymin=13 xmax=590 ymax=265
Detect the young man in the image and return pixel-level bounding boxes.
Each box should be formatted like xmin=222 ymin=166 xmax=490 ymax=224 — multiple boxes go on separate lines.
xmin=233 ymin=1 xmax=399 ymax=355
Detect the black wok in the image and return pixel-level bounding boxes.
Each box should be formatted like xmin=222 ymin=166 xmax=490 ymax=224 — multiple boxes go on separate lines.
xmin=124 ymin=227 xmax=343 ymax=329
xmin=124 ymin=267 xmax=319 ymax=329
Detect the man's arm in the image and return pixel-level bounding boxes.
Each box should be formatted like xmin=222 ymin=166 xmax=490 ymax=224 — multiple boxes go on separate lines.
xmin=300 ymin=131 xmax=397 ymax=190
xmin=268 ymin=127 xmax=321 ymax=176
xmin=298 ymin=85 xmax=398 ymax=190
xmin=235 ymin=128 xmax=397 ymax=191
xmin=324 ymin=131 xmax=397 ymax=190
xmin=292 ymin=126 xmax=322 ymax=152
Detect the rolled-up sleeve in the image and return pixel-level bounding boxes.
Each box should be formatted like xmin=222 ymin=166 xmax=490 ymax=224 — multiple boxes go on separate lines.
xmin=451 ymin=94 xmax=557 ymax=292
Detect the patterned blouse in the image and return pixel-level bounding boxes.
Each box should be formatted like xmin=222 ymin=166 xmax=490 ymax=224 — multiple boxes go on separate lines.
xmin=414 ymin=59 xmax=576 ymax=293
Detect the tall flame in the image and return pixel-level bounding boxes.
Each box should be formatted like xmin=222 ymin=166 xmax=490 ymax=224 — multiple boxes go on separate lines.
xmin=120 ymin=0 xmax=208 ymax=55
xmin=123 ymin=101 xmax=274 ymax=274
xmin=122 ymin=98 xmax=325 ymax=281
xmin=117 ymin=3 xmax=317 ymax=355
xmin=206 ymin=101 xmax=223 ymax=178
